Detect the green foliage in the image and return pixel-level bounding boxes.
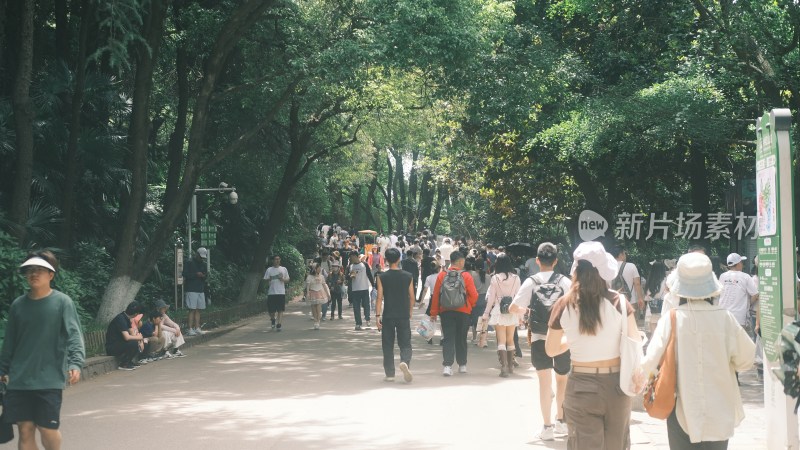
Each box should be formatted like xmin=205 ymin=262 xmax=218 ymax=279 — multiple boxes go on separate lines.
xmin=53 ymin=268 xmax=98 ymax=328
xmin=0 ymin=230 xmax=28 ymax=319
xmin=207 ymin=260 xmax=245 ymax=305
xmin=91 ymin=0 xmax=148 ymax=72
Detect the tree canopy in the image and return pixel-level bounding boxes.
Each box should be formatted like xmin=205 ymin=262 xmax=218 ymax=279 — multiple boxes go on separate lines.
xmin=0 ymin=0 xmax=797 ymax=323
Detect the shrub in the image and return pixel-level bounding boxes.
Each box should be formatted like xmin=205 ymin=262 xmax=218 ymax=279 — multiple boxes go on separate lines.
xmin=0 ymin=230 xmax=27 ymax=319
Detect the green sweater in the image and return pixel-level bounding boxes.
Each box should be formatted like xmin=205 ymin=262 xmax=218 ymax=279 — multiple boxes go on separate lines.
xmin=0 ymin=290 xmax=85 ymax=390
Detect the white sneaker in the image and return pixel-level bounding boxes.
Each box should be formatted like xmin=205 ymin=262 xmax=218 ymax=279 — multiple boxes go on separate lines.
xmin=399 ymin=362 xmax=413 ymax=383
xmin=172 ymin=349 xmax=186 ymax=358
xmin=186 ymin=328 xmax=197 ymax=336
xmin=314 ymin=323 xmax=320 ymax=330
xmin=458 ymin=365 xmax=467 ymax=374
xmin=195 ymin=328 xmax=205 ymax=335
xmin=384 ymin=376 xmax=395 ymax=382
xmin=554 ymin=421 xmax=568 ymax=435
xmin=539 ymin=425 xmax=555 ymax=441
xmin=163 ymin=351 xmax=175 ymax=359
xmin=442 ymin=366 xmax=453 ymax=377
xmin=365 ymin=321 xmax=371 ymax=328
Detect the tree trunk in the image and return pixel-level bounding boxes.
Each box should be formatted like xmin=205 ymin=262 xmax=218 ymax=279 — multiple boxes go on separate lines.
xmin=0 ymin=0 xmax=6 ymax=75
xmin=237 ymin=99 xmax=307 ymax=303
xmin=98 ymin=0 xmax=171 ymax=324
xmin=391 ymin=148 xmax=406 ymax=230
xmin=350 ymin=184 xmax=362 ymax=227
xmin=384 ymin=151 xmax=394 ymax=231
xmin=407 ymin=147 xmax=419 ymax=229
xmin=97 ymin=0 xmax=277 ymax=324
xmin=54 ymin=0 xmax=70 ymax=63
xmin=59 ymin=0 xmax=92 ymax=249
xmin=8 ymin=0 xmax=35 ymax=244
xmin=163 ymin=4 xmax=190 ymax=211
xmin=688 ymin=142 xmax=710 ymax=247
xmin=416 ymin=171 xmax=433 ymax=229
xmin=366 ymin=148 xmax=381 ymax=230
xmin=429 ymin=182 xmax=447 ymax=233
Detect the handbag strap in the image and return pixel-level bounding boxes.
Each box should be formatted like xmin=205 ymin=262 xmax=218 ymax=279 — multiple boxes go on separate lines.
xmin=618 ymin=295 xmax=628 ymax=336
xmin=658 ymin=309 xmax=677 ymax=367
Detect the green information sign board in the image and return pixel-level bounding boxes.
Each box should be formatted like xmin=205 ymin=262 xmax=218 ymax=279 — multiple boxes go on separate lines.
xmin=200 ymin=216 xmax=217 ymax=247
xmin=756 ymin=109 xmax=795 ymax=362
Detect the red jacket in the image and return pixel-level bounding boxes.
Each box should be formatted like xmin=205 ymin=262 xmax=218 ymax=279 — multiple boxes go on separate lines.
xmin=430 ymin=268 xmax=478 ymax=318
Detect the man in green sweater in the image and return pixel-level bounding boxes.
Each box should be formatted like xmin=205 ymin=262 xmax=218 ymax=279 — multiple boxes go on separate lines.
xmin=0 ymin=250 xmax=85 ymax=450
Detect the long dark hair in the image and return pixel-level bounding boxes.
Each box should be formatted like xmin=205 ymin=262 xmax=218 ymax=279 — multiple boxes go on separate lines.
xmin=565 ymin=259 xmax=612 ymax=335
xmin=465 ymin=256 xmax=486 ymax=283
xmin=646 ymin=262 xmax=667 ymax=296
xmin=494 ymin=254 xmax=514 ymax=281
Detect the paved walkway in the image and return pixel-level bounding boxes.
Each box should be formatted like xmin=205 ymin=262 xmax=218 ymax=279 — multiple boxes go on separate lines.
xmin=17 ymin=302 xmax=767 ymax=449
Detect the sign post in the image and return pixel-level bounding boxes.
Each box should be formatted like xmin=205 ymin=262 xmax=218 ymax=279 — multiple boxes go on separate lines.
xmin=756 ymin=108 xmax=798 ymax=450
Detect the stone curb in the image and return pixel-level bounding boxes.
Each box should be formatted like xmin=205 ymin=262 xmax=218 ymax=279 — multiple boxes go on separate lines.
xmin=78 ymin=313 xmax=265 ymax=382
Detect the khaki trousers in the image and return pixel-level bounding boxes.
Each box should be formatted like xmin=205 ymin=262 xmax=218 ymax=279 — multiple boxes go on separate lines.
xmin=564 ymin=372 xmax=631 ymax=450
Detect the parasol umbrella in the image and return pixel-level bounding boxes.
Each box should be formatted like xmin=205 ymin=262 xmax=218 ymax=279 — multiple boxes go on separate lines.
xmin=505 ymin=242 xmax=535 ymax=255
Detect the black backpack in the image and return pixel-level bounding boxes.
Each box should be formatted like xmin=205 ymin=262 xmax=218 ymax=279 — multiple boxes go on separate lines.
xmin=612 ymin=262 xmax=632 ymax=298
xmin=528 ymin=272 xmax=566 ymax=334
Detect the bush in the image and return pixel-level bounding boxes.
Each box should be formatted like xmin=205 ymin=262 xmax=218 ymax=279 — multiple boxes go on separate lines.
xmin=207 ymin=259 xmax=245 ymax=305
xmin=0 ymin=230 xmax=28 ymax=319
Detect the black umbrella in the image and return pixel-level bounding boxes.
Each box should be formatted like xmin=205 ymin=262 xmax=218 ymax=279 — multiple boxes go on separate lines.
xmin=505 ymin=242 xmax=534 ymax=255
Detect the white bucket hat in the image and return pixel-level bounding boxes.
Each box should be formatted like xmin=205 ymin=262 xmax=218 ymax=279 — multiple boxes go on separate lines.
xmin=668 ymin=253 xmax=721 ymax=299
xmin=572 ymin=241 xmax=619 ymax=281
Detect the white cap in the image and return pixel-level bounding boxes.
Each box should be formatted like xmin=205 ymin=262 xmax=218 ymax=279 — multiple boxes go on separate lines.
xmin=20 ymin=257 xmax=56 ymax=273
xmin=726 ymin=253 xmax=746 ymax=266
xmin=197 ymin=247 xmax=208 ymax=258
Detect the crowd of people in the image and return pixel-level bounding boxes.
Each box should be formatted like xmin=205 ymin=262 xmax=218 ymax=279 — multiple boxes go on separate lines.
xmin=301 ymin=224 xmax=762 ymax=448
xmin=0 ymin=229 xmax=764 ymax=450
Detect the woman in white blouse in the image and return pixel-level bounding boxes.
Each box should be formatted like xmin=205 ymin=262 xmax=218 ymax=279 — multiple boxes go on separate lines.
xmin=545 ymin=241 xmax=640 ymax=449
xmin=482 ymin=254 xmax=521 ymax=377
xmin=305 ymin=263 xmax=331 ymax=330
xmin=642 ymin=252 xmax=754 ymax=448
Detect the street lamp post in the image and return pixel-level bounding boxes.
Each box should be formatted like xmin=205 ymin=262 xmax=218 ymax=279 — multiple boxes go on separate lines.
xmin=186 ymin=182 xmax=238 ymax=256
xmin=177 ymin=182 xmax=238 ymax=309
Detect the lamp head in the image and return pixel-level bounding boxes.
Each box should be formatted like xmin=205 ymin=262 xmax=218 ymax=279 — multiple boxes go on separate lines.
xmin=229 ymin=190 xmax=238 ymax=204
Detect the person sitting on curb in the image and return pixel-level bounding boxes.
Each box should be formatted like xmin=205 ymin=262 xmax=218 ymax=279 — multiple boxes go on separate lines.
xmin=105 ymin=302 xmax=147 ymax=370
xmin=139 ymin=310 xmax=166 ymax=362
xmin=154 ymin=299 xmax=186 ymax=358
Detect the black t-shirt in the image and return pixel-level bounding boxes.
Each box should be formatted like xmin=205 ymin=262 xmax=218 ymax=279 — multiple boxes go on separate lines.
xmin=105 ymin=312 xmax=131 ymax=349
xmin=401 ymin=258 xmax=419 ymax=286
xmin=379 ymin=269 xmax=413 ymax=319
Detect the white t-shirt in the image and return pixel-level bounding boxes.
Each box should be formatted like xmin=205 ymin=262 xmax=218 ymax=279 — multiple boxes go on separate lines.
xmin=423 ymin=273 xmax=439 ymax=302
xmin=264 ymin=266 xmax=289 ymax=295
xmin=616 ymin=261 xmax=641 ymax=303
xmin=513 ymin=271 xmax=572 ymax=341
xmin=348 ymin=262 xmax=370 ymax=292
xmin=438 ymin=243 xmax=454 ymax=261
xmin=389 ymin=234 xmax=398 ymax=248
xmin=718 ymin=270 xmax=758 ymax=325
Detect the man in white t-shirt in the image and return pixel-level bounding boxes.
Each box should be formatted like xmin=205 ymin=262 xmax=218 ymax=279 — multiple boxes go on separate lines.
xmin=612 ymin=247 xmax=645 ymax=312
xmin=377 ymin=233 xmax=390 ymax=256
xmin=264 ymin=255 xmax=290 ymax=331
xmin=510 ymin=243 xmax=571 ymax=440
xmin=438 ymin=238 xmax=454 ymax=269
xmin=719 ymin=253 xmax=758 ymax=328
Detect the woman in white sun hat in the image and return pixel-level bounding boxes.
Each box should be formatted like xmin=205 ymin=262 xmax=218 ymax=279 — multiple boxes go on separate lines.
xmin=545 ymin=241 xmax=641 ymax=449
xmin=642 ymin=252 xmax=754 ymax=448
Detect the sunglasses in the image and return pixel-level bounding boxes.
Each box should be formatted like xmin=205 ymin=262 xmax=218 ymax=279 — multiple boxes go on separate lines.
xmin=22 ymin=266 xmax=50 ymax=276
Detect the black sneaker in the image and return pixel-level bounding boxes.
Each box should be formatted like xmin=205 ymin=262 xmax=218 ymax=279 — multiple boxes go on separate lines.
xmin=276 ymin=323 xmax=282 ymax=332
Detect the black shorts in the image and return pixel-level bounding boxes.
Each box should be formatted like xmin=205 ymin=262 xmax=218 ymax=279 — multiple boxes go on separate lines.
xmin=3 ymin=389 xmax=63 ymax=429
xmin=530 ymin=340 xmax=571 ymax=375
xmin=267 ymin=294 xmax=286 ymax=313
